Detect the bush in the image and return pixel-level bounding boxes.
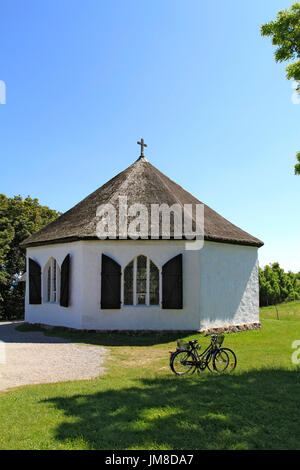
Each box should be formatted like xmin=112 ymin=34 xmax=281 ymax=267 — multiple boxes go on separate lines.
xmin=259 ymin=262 xmax=300 ymax=307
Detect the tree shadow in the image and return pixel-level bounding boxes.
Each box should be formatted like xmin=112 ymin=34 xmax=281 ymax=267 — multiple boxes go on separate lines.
xmin=42 ymin=368 xmax=300 ymax=450
xmin=18 ymin=324 xmax=192 ymax=347
xmin=0 ymin=322 xmax=72 ymax=344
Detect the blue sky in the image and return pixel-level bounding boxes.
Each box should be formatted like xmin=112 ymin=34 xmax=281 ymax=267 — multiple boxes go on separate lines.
xmin=0 ymin=0 xmax=299 ymax=272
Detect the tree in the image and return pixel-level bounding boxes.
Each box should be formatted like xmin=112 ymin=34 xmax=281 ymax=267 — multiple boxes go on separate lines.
xmin=259 ymin=262 xmax=300 ymax=306
xmin=261 ymin=3 xmax=300 ymax=175
xmin=295 ymin=151 xmax=300 ymax=174
xmin=0 ymin=195 xmax=61 ymax=319
xmin=261 ymin=2 xmax=300 ymax=85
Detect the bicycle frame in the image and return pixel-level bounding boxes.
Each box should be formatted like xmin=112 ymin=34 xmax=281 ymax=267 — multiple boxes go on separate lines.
xmin=170 ymin=337 xmax=222 ymax=371
xmin=189 ymin=342 xmax=217 ymax=369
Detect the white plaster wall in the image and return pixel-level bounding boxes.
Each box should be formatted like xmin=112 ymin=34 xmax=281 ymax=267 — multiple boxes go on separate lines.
xmin=25 ymin=242 xmax=84 ymax=329
xmin=80 ymin=240 xmax=201 ymax=331
xmin=198 ymin=242 xmax=259 ymax=329
xmin=25 ymin=239 xmax=259 ymax=331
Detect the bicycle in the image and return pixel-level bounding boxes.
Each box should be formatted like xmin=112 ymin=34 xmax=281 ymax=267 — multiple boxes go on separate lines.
xmin=169 ymin=334 xmax=237 ymax=375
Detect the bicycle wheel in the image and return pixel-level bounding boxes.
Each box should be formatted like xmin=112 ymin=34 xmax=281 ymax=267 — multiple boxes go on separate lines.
xmin=219 ymin=348 xmax=237 ymax=372
xmin=204 ymin=350 xmax=215 ymax=373
xmin=213 ymin=349 xmax=229 ymax=373
xmin=170 ymin=350 xmax=197 ymax=376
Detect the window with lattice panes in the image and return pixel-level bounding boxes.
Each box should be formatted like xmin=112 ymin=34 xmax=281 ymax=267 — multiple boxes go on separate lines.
xmin=123 ymin=255 xmax=160 ymax=306
xmin=46 ymin=258 xmax=59 ymax=303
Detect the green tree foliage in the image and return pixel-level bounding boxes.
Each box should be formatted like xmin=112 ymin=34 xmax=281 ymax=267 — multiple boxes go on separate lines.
xmin=261 ymin=3 xmax=300 ymax=175
xmin=259 ymin=262 xmax=300 ymax=306
xmin=261 ymin=2 xmax=300 ymax=85
xmin=295 ymin=151 xmax=300 ymax=174
xmin=0 ymin=195 xmax=60 ymax=319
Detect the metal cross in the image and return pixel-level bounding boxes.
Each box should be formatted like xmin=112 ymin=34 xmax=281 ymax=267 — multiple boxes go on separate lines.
xmin=137 ymin=138 xmax=147 ymax=157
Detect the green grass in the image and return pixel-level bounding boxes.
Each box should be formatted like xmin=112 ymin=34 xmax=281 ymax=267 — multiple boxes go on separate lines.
xmin=260 ymin=300 xmax=300 ymax=321
xmin=1 ymin=303 xmax=300 ymax=450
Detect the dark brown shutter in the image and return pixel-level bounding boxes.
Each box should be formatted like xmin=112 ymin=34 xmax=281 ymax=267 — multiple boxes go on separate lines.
xmin=162 ymin=254 xmax=183 ymax=309
xmin=101 ymin=254 xmax=121 ymax=309
xmin=60 ymin=254 xmax=70 ymax=307
xmin=29 ymin=258 xmax=41 ymax=304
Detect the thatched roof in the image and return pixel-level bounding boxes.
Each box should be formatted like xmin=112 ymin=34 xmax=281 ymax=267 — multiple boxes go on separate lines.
xmin=20 ymin=156 xmax=263 ymax=248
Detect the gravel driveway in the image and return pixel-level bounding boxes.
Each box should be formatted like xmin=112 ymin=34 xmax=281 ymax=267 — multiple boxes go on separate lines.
xmin=0 ymin=322 xmax=108 ymax=391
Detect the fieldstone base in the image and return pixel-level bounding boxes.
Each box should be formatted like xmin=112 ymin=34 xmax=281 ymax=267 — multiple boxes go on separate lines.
xmin=24 ymin=322 xmax=261 ymax=335
xmin=199 ymin=322 xmax=261 ymax=335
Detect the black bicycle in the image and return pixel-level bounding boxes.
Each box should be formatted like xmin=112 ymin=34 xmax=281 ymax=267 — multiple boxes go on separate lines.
xmin=170 ymin=334 xmax=237 ymax=375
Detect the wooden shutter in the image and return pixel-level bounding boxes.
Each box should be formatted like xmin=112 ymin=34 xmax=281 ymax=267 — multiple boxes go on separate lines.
xmin=162 ymin=254 xmax=183 ymax=309
xmin=101 ymin=254 xmax=121 ymax=309
xmin=60 ymin=254 xmax=70 ymax=307
xmin=29 ymin=258 xmax=41 ymax=304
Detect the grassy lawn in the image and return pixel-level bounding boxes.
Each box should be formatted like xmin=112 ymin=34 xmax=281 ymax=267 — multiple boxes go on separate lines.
xmin=260 ymin=300 xmax=300 ymax=321
xmin=0 ymin=303 xmax=300 ymax=450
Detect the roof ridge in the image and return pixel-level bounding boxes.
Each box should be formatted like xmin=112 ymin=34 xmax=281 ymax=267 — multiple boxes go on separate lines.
xmin=147 ymin=162 xmax=186 ymax=208
xmin=107 ymin=160 xmax=140 ymax=202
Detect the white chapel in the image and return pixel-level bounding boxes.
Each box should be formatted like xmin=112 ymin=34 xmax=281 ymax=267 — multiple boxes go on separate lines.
xmin=21 ymin=141 xmax=263 ymax=332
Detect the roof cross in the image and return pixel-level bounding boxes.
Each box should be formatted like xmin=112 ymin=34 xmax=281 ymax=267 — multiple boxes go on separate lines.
xmin=137 ymin=138 xmax=147 ymax=157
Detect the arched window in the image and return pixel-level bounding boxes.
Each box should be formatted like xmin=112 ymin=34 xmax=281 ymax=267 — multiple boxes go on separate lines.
xmin=44 ymin=258 xmax=60 ymax=303
xmin=123 ymin=255 xmax=159 ymax=306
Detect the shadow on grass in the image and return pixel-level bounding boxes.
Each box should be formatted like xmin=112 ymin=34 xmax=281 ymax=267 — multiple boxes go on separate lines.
xmin=16 ymin=323 xmax=191 ymax=347
xmin=43 ymin=368 xmax=300 ymax=450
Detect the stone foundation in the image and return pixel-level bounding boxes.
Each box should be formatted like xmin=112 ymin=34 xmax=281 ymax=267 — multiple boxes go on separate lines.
xmin=199 ymin=322 xmax=261 ymax=335
xmin=24 ymin=322 xmax=261 ymax=335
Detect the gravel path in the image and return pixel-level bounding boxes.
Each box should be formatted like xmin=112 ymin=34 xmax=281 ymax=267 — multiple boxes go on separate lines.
xmin=0 ymin=322 xmax=108 ymax=391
